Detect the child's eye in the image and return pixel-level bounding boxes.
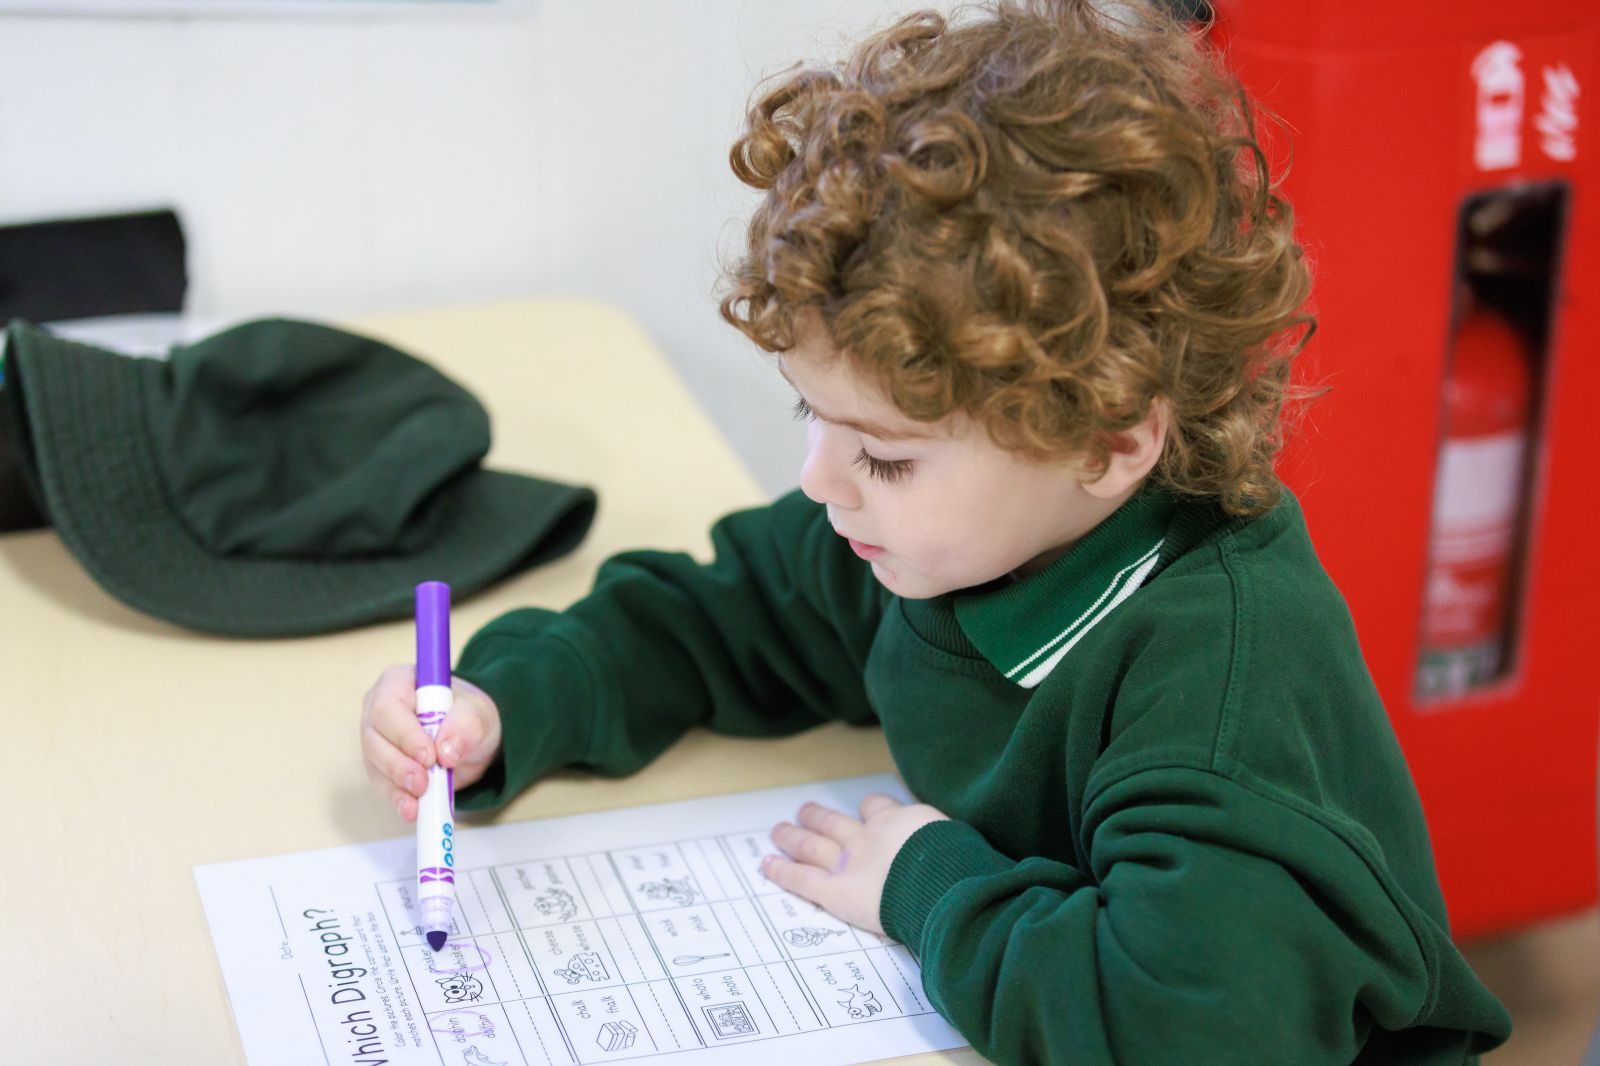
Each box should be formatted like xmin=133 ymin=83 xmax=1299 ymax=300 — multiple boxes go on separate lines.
xmin=852 ymin=449 xmax=913 ymax=484
xmin=793 ymin=395 xmax=913 ymax=483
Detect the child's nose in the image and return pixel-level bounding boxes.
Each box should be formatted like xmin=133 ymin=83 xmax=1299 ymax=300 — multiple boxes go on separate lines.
xmin=799 ymin=423 xmax=862 ymax=510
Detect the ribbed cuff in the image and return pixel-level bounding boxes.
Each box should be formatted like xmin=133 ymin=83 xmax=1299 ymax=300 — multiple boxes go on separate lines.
xmin=881 ymin=819 xmax=1017 ymax=957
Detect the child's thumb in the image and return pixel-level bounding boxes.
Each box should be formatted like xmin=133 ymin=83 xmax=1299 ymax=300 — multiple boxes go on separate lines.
xmin=435 ymin=712 xmax=483 ymax=769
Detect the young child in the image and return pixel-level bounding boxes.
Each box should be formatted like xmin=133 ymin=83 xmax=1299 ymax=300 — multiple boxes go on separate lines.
xmin=361 ymin=1 xmax=1512 ymax=1061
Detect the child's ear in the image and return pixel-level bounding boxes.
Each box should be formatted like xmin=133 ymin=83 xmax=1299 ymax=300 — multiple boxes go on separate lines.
xmin=1080 ymin=397 xmax=1170 ymax=500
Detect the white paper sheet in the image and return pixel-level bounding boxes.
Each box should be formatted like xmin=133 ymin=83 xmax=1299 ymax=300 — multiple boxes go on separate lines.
xmin=196 ymin=774 xmax=970 ymax=1066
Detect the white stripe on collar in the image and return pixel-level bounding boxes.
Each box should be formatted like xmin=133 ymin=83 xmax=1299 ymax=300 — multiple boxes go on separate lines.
xmin=1008 ymin=539 xmax=1164 ymax=689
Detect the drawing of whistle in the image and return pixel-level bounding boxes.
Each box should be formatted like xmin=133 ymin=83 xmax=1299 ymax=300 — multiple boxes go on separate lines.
xmin=672 ymin=953 xmax=732 ymax=966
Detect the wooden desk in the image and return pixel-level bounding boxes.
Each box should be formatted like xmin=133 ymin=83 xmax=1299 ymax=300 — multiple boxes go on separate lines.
xmin=4 ymin=300 xmax=980 ymax=1064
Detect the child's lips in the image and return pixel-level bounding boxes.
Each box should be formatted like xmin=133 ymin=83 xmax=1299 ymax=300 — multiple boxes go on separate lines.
xmin=832 ymin=520 xmax=885 ymax=560
xmin=846 ymin=537 xmax=885 ymax=560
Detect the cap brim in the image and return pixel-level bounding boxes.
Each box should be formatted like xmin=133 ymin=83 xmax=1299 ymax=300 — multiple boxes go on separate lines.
xmin=8 ymin=323 xmax=596 ymax=637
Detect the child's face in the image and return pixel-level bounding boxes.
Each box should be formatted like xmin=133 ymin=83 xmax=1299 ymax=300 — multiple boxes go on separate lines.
xmin=782 ymin=325 xmax=1135 ymax=600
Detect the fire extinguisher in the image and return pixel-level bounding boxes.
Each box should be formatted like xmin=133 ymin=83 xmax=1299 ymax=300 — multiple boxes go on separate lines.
xmin=1416 ymin=299 xmax=1533 ymax=702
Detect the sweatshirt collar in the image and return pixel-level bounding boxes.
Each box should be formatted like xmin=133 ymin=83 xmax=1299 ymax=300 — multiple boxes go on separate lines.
xmin=953 ymin=488 xmax=1176 ymax=688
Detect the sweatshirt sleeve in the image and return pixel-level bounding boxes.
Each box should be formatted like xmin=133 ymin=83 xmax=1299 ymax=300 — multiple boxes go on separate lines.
xmin=880 ymin=766 xmax=1509 ymax=1065
xmin=452 ymin=489 xmax=886 ymax=810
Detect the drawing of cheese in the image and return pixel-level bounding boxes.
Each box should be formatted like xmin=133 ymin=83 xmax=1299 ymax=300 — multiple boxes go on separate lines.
xmin=554 ymin=951 xmax=610 ymax=985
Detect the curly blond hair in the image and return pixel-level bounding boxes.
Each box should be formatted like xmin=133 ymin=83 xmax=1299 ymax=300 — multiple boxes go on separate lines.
xmin=718 ymin=0 xmax=1315 ymax=514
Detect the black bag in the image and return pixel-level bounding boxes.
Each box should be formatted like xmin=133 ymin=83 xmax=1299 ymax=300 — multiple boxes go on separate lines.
xmin=0 ymin=208 xmax=186 ymax=532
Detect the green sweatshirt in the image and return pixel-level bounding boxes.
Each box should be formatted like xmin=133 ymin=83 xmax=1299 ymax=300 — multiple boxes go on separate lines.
xmin=455 ymin=487 xmax=1511 ymax=1064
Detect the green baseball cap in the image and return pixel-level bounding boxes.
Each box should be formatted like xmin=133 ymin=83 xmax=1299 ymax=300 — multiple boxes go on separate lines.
xmin=0 ymin=317 xmax=597 ymax=636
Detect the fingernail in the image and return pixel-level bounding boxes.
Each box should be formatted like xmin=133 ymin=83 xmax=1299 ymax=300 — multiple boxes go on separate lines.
xmin=440 ymin=740 xmax=458 ymax=763
xmin=415 ymin=748 xmax=431 ymax=766
xmin=404 ymin=773 xmax=417 ymax=794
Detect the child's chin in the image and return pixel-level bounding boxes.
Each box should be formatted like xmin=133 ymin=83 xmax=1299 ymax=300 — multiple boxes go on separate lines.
xmin=871 ymin=564 xmax=948 ymax=600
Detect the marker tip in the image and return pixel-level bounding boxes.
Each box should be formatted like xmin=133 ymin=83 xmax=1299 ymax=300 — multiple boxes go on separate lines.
xmin=427 ymin=930 xmax=447 ymax=951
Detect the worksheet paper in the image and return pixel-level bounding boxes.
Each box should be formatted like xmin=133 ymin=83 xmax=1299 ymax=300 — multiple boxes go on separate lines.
xmin=196 ymin=774 xmax=970 ymax=1066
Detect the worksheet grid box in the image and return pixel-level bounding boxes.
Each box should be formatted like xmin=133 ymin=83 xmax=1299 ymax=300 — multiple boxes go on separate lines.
xmin=377 ymin=832 xmax=937 ymax=1060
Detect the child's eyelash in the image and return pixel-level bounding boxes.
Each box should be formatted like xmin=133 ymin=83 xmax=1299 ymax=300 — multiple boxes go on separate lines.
xmin=852 ymin=449 xmax=913 ymax=484
xmin=792 ymin=395 xmax=913 ymax=484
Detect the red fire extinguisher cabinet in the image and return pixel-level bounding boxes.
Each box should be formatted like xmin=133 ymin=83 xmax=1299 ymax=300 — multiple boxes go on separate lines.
xmin=1210 ymin=0 xmax=1600 ymax=939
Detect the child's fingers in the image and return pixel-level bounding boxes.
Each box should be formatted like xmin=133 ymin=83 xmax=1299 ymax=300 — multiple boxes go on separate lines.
xmin=360 ymin=664 xmax=435 ymax=796
xmin=363 ymin=665 xmax=436 ymax=768
xmin=771 ymin=821 xmax=844 ymax=872
xmin=365 ymin=662 xmax=417 ymax=712
xmin=367 ymin=706 xmax=434 ymax=769
xmin=761 ymin=853 xmax=831 ymax=900
xmin=858 ymin=793 xmax=901 ymax=821
xmin=386 ymin=784 xmax=418 ymax=823
xmin=362 ymin=723 xmax=427 ymax=798
xmin=796 ymin=802 xmax=859 ymax=843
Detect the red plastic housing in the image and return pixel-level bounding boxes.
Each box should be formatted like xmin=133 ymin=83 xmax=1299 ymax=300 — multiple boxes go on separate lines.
xmin=1211 ymin=0 xmax=1600 ymax=939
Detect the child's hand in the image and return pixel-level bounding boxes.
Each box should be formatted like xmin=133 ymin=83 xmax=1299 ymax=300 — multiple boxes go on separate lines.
xmin=763 ymin=795 xmax=949 ymax=936
xmin=360 ymin=664 xmax=503 ymax=822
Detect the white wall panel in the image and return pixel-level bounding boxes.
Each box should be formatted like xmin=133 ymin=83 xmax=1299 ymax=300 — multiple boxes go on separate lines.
xmin=0 ymin=1 xmax=947 ymax=495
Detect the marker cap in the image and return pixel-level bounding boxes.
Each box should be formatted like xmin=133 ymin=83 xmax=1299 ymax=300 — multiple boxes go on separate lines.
xmin=414 ymin=581 xmax=451 ymax=687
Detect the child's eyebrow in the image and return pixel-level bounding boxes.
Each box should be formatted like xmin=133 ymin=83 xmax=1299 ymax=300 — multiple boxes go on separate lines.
xmin=777 ymin=365 xmax=933 ymax=441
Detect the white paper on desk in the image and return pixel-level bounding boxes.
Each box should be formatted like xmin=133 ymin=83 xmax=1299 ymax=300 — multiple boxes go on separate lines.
xmin=196 ymin=774 xmax=970 ymax=1066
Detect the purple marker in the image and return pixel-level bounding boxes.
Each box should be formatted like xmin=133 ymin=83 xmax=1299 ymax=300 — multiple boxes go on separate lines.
xmin=414 ymin=581 xmax=457 ymax=952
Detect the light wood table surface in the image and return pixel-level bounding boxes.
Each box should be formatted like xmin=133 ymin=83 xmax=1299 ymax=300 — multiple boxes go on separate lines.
xmin=4 ymin=299 xmax=982 ymax=1064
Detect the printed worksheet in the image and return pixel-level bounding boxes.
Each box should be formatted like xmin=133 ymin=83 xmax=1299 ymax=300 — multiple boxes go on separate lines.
xmin=196 ymin=775 xmax=970 ymax=1066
